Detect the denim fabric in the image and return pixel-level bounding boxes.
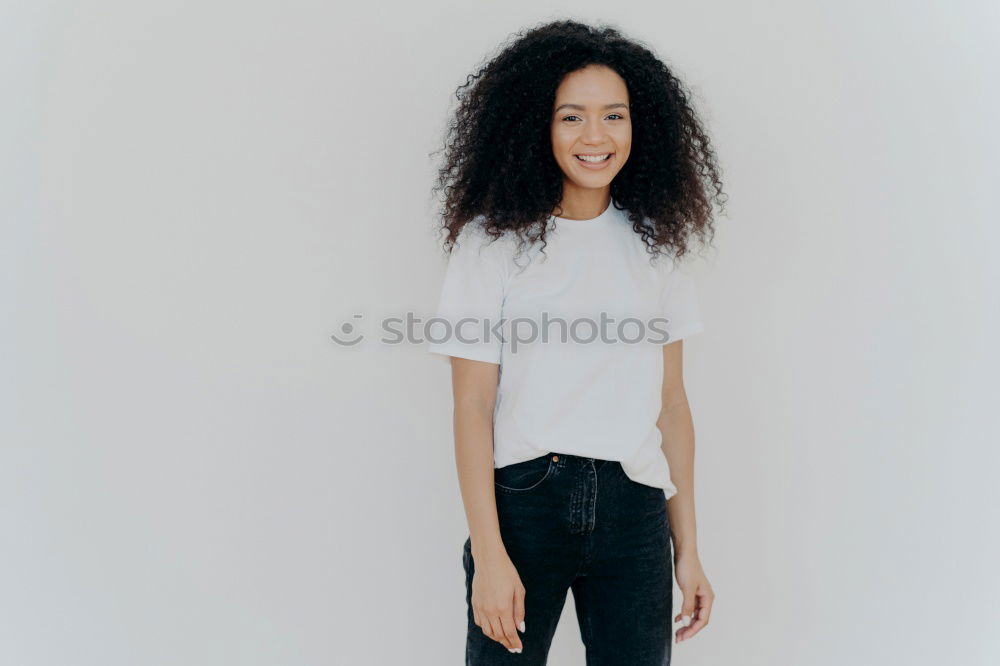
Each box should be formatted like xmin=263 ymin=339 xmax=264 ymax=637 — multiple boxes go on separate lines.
xmin=463 ymin=453 xmax=673 ymax=665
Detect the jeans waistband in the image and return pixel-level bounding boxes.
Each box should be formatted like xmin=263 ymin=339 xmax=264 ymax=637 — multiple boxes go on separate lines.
xmin=549 ymin=452 xmax=617 ymax=470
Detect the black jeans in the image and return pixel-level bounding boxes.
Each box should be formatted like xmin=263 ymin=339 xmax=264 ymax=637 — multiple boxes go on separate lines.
xmin=463 ymin=453 xmax=673 ymax=665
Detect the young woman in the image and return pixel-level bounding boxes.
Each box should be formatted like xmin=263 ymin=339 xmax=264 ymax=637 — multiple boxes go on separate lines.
xmin=428 ymin=20 xmax=726 ymax=665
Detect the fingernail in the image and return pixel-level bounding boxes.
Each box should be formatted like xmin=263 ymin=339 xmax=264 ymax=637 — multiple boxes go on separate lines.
xmin=508 ymin=647 xmax=522 ymax=653
xmin=519 ymin=620 xmax=526 ymax=632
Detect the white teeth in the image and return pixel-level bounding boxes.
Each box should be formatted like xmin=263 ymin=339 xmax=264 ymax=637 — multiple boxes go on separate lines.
xmin=576 ymin=154 xmax=611 ymax=162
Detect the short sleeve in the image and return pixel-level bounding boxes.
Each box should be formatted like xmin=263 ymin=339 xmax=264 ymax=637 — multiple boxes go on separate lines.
xmin=426 ymin=224 xmax=509 ymax=364
xmin=658 ymin=257 xmax=705 ymax=344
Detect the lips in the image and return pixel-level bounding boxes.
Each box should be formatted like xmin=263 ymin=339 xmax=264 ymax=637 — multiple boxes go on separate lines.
xmin=573 ymin=152 xmax=615 ymax=170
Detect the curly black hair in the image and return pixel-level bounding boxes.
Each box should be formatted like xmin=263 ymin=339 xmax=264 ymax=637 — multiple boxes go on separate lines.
xmin=430 ymin=19 xmax=727 ymax=263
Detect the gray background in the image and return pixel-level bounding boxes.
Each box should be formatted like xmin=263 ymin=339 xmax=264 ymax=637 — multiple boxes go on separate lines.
xmin=3 ymin=1 xmax=998 ymax=664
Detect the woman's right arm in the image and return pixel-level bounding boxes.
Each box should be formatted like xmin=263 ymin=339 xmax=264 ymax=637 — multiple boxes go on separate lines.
xmin=450 ymin=356 xmax=526 ymax=654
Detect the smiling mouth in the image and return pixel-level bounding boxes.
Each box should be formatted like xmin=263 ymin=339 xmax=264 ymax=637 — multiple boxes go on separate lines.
xmin=575 ymin=153 xmax=614 ymax=163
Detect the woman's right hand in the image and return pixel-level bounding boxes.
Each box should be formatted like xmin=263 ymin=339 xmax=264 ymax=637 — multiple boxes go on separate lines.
xmin=470 ymin=548 xmax=526 ymax=653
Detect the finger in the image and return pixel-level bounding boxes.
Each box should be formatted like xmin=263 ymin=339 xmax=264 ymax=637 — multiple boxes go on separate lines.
xmin=486 ymin=613 xmax=512 ymax=649
xmin=675 ymin=611 xmax=694 ymax=642
xmin=675 ymin=586 xmax=697 ymax=626
xmin=499 ymin=614 xmax=523 ymax=652
xmin=678 ymin=588 xmax=714 ymax=641
xmin=479 ymin=611 xmax=503 ymax=643
xmin=680 ymin=612 xmax=707 ymax=640
xmin=481 ymin=615 xmax=500 ymax=643
xmin=513 ymin=586 xmax=526 ymax=635
xmin=696 ymin=588 xmax=714 ymax=626
xmin=473 ymin=603 xmax=492 ymax=634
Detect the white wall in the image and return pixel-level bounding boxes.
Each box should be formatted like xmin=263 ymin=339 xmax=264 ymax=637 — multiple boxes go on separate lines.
xmin=3 ymin=1 xmax=998 ymax=664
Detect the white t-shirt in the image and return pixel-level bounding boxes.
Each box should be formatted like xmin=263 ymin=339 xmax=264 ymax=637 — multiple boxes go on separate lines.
xmin=427 ymin=200 xmax=704 ymax=499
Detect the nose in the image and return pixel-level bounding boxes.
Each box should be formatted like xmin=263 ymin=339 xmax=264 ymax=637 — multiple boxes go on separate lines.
xmin=582 ymin=123 xmax=608 ymax=144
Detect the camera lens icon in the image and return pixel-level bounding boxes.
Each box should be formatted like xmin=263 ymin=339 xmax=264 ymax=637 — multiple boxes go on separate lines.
xmin=330 ymin=314 xmax=364 ymax=346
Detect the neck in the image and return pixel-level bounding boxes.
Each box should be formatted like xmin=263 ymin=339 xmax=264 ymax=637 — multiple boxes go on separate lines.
xmin=553 ymin=184 xmax=611 ymax=220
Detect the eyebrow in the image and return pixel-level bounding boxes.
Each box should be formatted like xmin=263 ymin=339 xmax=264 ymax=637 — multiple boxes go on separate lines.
xmin=554 ymin=102 xmax=629 ymax=112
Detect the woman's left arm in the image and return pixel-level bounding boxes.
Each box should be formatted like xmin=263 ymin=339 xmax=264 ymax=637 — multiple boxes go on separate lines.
xmin=659 ymin=339 xmax=715 ymax=643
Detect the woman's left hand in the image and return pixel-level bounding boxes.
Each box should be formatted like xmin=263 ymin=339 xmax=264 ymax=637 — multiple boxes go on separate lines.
xmin=674 ymin=552 xmax=714 ymax=643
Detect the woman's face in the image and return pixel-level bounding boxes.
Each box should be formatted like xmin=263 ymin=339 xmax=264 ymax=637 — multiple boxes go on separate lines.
xmin=550 ymin=65 xmax=632 ymax=190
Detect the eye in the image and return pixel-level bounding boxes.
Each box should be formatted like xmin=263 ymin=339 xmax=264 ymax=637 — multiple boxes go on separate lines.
xmin=560 ymin=113 xmax=625 ymax=122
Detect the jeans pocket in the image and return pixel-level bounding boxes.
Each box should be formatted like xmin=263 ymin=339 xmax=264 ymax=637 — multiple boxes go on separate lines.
xmin=617 ymin=465 xmax=669 ymax=517
xmin=494 ymin=455 xmax=556 ymax=494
